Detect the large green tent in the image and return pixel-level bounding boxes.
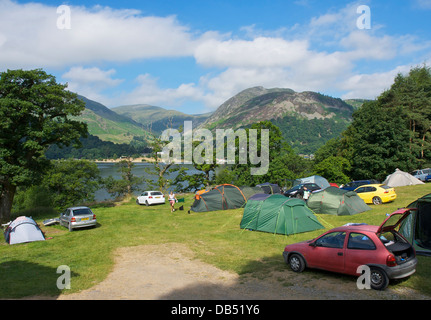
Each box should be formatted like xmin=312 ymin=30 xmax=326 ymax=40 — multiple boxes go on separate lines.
xmin=190 ymin=184 xmax=247 ymax=212
xmin=400 ymin=193 xmax=431 ymax=256
xmin=307 ymin=186 xmax=371 ymax=216
xmin=240 ymin=193 xmax=324 ymax=235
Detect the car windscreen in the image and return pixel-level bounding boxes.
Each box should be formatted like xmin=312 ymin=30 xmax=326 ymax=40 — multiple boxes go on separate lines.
xmin=73 ymin=208 xmax=93 ymax=215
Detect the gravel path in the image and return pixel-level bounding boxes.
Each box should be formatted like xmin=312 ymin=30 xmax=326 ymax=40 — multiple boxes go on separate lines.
xmin=55 ymin=243 xmax=430 ymax=300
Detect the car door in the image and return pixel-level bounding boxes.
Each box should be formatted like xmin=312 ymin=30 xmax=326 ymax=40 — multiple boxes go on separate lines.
xmin=355 ymin=186 xmax=374 ymax=203
xmin=60 ymin=209 xmax=69 ymax=226
xmin=307 ymin=231 xmax=346 ymax=273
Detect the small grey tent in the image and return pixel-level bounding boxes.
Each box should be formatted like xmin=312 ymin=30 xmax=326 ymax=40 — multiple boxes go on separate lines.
xmin=293 ymin=175 xmax=330 ymax=190
xmin=4 ymin=216 xmax=45 ymax=245
xmin=382 ymin=168 xmax=424 ymax=187
xmin=307 ymin=187 xmax=371 ymax=216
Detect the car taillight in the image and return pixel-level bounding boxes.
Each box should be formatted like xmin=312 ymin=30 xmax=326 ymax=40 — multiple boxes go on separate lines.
xmin=149 ymin=196 xmax=153 ymax=198
xmin=71 ymin=217 xmax=76 ymax=222
xmin=93 ymin=214 xmax=96 ymax=219
xmin=386 ymin=254 xmax=397 ymax=267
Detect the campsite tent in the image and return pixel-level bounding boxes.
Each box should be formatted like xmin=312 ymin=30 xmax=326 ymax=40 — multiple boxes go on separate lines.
xmin=293 ymin=175 xmax=330 ymax=190
xmin=382 ymin=168 xmax=424 ymax=187
xmin=191 ymin=184 xmax=247 ymax=212
xmin=240 ymin=193 xmax=324 ymax=235
xmin=399 ymin=193 xmax=431 ymax=256
xmin=4 ymin=216 xmax=45 ymax=245
xmin=256 ymin=182 xmax=281 ymax=194
xmin=307 ymin=186 xmax=371 ymax=216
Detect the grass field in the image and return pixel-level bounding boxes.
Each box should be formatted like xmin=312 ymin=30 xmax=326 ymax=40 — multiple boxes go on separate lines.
xmin=1 ymin=183 xmax=431 ymax=299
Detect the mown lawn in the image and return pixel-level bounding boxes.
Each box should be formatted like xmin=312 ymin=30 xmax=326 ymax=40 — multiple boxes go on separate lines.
xmin=1 ymin=184 xmax=431 ymax=299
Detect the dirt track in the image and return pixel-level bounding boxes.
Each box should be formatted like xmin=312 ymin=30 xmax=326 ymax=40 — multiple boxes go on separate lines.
xmin=55 ymin=243 xmax=430 ymax=300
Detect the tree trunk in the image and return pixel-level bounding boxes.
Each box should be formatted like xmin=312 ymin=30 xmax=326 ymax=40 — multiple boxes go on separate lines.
xmin=0 ymin=181 xmax=16 ymax=222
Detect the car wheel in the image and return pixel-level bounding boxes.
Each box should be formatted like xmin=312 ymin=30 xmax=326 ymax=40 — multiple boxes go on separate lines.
xmin=295 ymin=193 xmax=303 ymax=199
xmin=372 ymin=196 xmax=382 ymax=205
xmin=370 ymin=267 xmax=389 ymax=290
xmin=145 ymin=200 xmax=149 ymax=206
xmin=68 ymin=222 xmax=73 ymax=232
xmin=136 ymin=199 xmax=140 ymax=205
xmin=288 ymin=254 xmax=306 ymax=273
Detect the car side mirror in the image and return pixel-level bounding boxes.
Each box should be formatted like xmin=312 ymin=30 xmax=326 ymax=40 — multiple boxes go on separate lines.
xmin=309 ymin=241 xmax=317 ymax=247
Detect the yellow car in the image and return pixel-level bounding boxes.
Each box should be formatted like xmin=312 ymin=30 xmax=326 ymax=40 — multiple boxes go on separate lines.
xmin=354 ymin=184 xmax=397 ymax=205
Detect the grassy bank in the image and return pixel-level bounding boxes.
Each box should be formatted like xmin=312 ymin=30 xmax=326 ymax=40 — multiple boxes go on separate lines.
xmin=1 ymin=184 xmax=431 ymax=299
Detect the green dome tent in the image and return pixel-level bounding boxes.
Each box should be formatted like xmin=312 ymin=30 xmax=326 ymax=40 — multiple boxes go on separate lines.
xmin=307 ymin=186 xmax=371 ymax=216
xmin=190 ymin=184 xmax=247 ymax=212
xmin=400 ymin=193 xmax=431 ymax=256
xmin=240 ymin=193 xmax=324 ymax=235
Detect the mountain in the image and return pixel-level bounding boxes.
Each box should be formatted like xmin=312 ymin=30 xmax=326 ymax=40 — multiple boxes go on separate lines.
xmin=76 ymin=96 xmax=151 ymax=144
xmin=112 ymin=104 xmax=212 ymax=134
xmin=200 ymin=87 xmax=355 ymax=154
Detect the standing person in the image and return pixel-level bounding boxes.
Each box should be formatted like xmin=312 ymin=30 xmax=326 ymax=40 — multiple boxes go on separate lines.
xmin=168 ymin=191 xmax=177 ymax=212
xmin=302 ymin=186 xmax=310 ymax=201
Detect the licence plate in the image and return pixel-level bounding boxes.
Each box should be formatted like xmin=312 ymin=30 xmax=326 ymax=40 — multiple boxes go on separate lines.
xmin=155 ymin=196 xmax=160 ymax=198
xmin=81 ymin=217 xmax=89 ymax=221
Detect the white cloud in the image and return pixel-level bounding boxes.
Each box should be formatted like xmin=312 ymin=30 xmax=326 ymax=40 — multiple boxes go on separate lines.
xmin=1 ymin=0 xmax=429 ymax=112
xmin=194 ymin=37 xmax=309 ymax=68
xmin=414 ymin=0 xmax=431 ymax=9
xmin=339 ymin=65 xmax=412 ymax=99
xmin=0 ymin=0 xmax=198 ymax=68
xmin=62 ymin=66 xmax=123 ymax=103
xmin=116 ymin=73 xmax=207 ymax=109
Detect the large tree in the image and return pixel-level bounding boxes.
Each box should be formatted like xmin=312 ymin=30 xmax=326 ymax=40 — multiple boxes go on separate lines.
xmin=0 ymin=69 xmax=87 ymax=221
xmin=227 ymin=121 xmax=305 ymax=187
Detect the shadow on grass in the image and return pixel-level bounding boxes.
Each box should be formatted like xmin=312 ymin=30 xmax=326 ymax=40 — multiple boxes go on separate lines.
xmin=0 ymin=260 xmax=79 ymax=299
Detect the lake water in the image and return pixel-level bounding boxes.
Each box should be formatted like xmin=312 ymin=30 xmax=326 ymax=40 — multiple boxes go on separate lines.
xmin=94 ymin=162 xmax=205 ymax=201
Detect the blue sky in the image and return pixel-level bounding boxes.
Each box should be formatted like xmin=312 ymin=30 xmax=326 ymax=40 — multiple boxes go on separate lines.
xmin=1 ymin=0 xmax=430 ymax=114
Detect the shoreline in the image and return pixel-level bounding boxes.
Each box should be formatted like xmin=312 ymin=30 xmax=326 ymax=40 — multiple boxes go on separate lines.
xmin=94 ymin=157 xmax=155 ymax=163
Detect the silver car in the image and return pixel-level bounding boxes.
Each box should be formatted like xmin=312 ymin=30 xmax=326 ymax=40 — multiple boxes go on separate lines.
xmin=60 ymin=206 xmax=97 ymax=231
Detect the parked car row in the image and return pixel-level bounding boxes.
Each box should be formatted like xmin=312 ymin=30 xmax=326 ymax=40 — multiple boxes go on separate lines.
xmin=284 ymin=180 xmax=396 ymax=205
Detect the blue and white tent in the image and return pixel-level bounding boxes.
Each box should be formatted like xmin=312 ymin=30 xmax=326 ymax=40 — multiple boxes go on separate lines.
xmin=4 ymin=216 xmax=45 ymax=245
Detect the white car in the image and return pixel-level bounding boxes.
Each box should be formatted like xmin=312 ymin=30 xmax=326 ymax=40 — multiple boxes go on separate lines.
xmin=136 ymin=191 xmax=165 ymax=206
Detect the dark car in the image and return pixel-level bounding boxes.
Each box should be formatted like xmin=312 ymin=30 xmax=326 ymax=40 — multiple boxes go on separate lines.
xmin=340 ymin=179 xmax=379 ymax=191
xmin=282 ymin=208 xmax=417 ymax=290
xmin=284 ymin=183 xmax=321 ymax=198
xmin=425 ymin=174 xmax=431 ymax=182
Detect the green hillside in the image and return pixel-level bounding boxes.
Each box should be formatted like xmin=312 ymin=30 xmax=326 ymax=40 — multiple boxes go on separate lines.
xmin=112 ymin=104 xmax=211 ymax=134
xmin=74 ymin=96 xmax=152 ymax=144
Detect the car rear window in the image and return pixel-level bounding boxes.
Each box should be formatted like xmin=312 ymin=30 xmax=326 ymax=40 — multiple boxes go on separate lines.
xmin=151 ymin=192 xmax=163 ymax=196
xmin=380 ymin=185 xmax=392 ymax=189
xmin=73 ymin=208 xmax=93 ymax=215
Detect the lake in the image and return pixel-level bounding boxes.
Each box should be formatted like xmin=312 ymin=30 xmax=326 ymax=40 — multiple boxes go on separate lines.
xmin=94 ymin=162 xmax=206 ymax=201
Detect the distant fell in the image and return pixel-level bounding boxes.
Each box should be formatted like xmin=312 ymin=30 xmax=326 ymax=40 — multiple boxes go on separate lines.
xmin=112 ymin=104 xmax=211 ymax=134
xmin=200 ymin=86 xmax=355 ymax=154
xmin=201 ymin=86 xmax=354 ymax=130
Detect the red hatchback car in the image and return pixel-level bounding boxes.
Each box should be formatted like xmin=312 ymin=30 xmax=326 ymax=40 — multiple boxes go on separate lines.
xmin=283 ymin=208 xmax=417 ymax=290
